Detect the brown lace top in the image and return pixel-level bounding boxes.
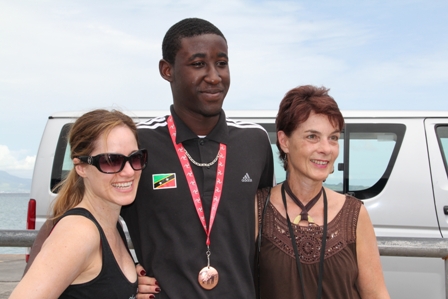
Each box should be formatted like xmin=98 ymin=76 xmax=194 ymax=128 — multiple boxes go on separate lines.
xmin=257 ymin=187 xmax=363 ymax=299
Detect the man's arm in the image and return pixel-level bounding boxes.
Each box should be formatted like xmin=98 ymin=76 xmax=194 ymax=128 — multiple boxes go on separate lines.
xmin=258 ymin=134 xmax=275 ymax=188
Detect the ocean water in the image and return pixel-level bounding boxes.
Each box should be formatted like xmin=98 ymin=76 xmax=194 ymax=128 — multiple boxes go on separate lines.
xmin=0 ymin=193 xmax=29 ymax=254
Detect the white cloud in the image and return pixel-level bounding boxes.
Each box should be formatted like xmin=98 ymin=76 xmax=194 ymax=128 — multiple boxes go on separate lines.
xmin=0 ymin=145 xmax=35 ymax=179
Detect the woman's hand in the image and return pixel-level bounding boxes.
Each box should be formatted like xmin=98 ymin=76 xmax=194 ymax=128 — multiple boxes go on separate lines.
xmin=136 ymin=264 xmax=161 ymax=299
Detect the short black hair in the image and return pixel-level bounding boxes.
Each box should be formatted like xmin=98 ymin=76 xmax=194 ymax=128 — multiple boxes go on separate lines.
xmin=162 ymin=18 xmax=227 ymax=64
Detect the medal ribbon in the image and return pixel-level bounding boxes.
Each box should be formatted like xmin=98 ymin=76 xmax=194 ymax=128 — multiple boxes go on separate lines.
xmin=167 ymin=115 xmax=226 ymax=246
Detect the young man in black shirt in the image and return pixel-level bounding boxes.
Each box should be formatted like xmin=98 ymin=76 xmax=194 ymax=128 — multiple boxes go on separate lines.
xmin=121 ymin=18 xmax=274 ymax=299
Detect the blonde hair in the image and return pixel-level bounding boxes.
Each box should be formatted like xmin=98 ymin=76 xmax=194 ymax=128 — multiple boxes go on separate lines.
xmin=51 ymin=109 xmax=137 ymax=220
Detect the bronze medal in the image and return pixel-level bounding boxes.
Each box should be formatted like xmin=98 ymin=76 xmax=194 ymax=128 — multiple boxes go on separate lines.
xmin=198 ymin=266 xmax=219 ymax=290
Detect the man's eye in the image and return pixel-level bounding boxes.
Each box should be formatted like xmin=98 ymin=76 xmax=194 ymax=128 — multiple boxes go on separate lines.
xmin=217 ymin=61 xmax=228 ymax=67
xmin=192 ymin=62 xmax=205 ymax=67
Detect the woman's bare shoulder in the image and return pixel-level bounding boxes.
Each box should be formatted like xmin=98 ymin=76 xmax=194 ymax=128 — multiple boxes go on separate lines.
xmin=44 ymin=214 xmax=100 ymax=252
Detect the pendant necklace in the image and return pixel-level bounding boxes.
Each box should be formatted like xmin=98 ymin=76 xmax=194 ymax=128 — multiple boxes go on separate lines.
xmin=283 ymin=180 xmax=322 ymax=224
xmin=167 ymin=115 xmax=226 ymax=290
xmin=281 ymin=182 xmax=328 ymax=299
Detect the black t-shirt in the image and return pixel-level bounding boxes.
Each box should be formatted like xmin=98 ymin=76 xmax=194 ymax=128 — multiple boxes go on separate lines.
xmin=121 ymin=107 xmax=274 ymax=299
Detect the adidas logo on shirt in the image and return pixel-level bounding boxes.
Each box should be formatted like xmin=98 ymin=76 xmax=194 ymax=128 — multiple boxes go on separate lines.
xmin=241 ymin=173 xmax=253 ymax=183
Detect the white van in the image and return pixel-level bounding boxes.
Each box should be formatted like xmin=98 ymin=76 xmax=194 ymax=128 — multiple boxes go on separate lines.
xmin=27 ymin=110 xmax=448 ymax=298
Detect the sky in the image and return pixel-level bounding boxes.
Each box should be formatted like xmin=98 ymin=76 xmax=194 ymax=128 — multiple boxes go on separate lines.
xmin=1 ymin=0 xmax=448 ymax=179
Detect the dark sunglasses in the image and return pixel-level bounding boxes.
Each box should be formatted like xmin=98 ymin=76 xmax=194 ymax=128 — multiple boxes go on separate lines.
xmin=77 ymin=149 xmax=148 ymax=174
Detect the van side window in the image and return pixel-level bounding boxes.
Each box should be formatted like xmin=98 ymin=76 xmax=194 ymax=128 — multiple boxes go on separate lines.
xmin=325 ymin=123 xmax=406 ymax=199
xmin=323 ymin=132 xmax=344 ymax=192
xmin=260 ymin=122 xmax=406 ymax=198
xmin=51 ymin=123 xmax=73 ymax=192
xmin=436 ymin=126 xmax=448 ymax=177
xmin=258 ymin=123 xmax=287 ymax=183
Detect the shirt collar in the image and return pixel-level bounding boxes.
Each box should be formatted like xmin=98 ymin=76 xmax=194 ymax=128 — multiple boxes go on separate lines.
xmin=169 ymin=105 xmax=229 ymax=144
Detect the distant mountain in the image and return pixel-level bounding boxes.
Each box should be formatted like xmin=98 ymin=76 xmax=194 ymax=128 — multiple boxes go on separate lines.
xmin=0 ymin=170 xmax=31 ymax=193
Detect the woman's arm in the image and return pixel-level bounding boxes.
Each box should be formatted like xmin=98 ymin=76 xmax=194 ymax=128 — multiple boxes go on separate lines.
xmin=23 ymin=218 xmax=54 ymax=276
xmin=255 ymin=193 xmax=259 ymax=238
xmin=10 ymin=216 xmax=100 ymax=299
xmin=356 ymin=205 xmax=390 ymax=299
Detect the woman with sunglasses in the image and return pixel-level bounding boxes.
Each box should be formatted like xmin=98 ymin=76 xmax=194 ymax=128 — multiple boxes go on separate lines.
xmin=256 ymin=86 xmax=389 ymax=299
xmin=10 ymin=109 xmax=147 ymax=299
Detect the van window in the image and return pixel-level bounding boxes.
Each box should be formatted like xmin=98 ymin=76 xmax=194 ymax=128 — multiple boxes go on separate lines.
xmin=258 ymin=123 xmax=287 ymax=183
xmin=436 ymin=126 xmax=448 ymax=177
xmin=51 ymin=124 xmax=73 ymax=192
xmin=267 ymin=123 xmax=405 ymax=199
xmin=327 ymin=123 xmax=406 ymax=199
xmin=323 ymin=132 xmax=344 ymax=192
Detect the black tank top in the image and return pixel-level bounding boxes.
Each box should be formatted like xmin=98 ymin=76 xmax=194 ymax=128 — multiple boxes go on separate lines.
xmin=58 ymin=208 xmax=138 ymax=299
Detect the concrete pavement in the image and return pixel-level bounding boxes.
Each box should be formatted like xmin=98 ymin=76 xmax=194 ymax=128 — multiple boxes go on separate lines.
xmin=0 ymin=255 xmax=25 ymax=298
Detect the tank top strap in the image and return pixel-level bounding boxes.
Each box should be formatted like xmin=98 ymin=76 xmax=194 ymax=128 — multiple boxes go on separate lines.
xmin=59 ymin=208 xmax=122 ymax=259
xmin=60 ymin=208 xmax=107 ymax=240
xmin=341 ymin=195 xmax=363 ymax=243
xmin=256 ymin=187 xmax=271 ymax=227
xmin=61 ymin=207 xmax=99 ymax=221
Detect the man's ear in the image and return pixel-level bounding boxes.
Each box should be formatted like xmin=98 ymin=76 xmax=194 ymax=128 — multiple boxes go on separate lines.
xmin=277 ymin=130 xmax=290 ymax=154
xmin=159 ymin=59 xmax=173 ymax=82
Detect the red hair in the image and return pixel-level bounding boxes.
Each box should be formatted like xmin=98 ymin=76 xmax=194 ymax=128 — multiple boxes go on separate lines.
xmin=276 ymin=85 xmax=344 ymax=170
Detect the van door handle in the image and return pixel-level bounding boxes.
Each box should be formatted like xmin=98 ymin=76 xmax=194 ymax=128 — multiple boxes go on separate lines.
xmin=444 ymin=206 xmax=448 ymax=215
